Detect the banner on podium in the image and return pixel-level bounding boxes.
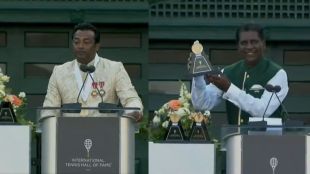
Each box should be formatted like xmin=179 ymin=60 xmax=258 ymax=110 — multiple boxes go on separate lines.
xmin=57 ymin=117 xmax=120 ymax=174
xmin=242 ymin=135 xmax=305 ymax=174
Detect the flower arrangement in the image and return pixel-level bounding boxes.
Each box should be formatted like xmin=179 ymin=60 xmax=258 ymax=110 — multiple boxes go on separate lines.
xmin=149 ymin=82 xmax=211 ymax=141
xmin=0 ymin=73 xmax=34 ymax=127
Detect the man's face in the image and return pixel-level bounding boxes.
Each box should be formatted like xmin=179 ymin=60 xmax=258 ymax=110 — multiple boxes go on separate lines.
xmin=72 ymin=30 xmax=99 ymax=64
xmin=238 ymin=31 xmax=265 ymax=66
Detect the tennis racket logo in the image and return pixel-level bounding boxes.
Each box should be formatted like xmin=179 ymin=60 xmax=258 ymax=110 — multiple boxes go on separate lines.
xmin=270 ymin=157 xmax=278 ymax=174
xmin=84 ymin=139 xmax=93 ymax=158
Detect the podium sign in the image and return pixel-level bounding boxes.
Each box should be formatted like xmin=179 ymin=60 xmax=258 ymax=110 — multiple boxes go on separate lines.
xmin=221 ymin=125 xmax=310 ymax=174
xmin=242 ymin=135 xmax=305 ymax=174
xmin=57 ymin=117 xmax=119 ymax=174
xmin=39 ymin=108 xmax=136 ymax=174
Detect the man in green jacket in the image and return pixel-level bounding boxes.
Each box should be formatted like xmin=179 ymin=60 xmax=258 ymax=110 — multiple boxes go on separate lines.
xmin=191 ymin=23 xmax=289 ymax=125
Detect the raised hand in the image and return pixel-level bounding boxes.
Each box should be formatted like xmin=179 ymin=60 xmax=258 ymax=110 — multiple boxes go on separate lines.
xmin=206 ymin=74 xmax=231 ymax=92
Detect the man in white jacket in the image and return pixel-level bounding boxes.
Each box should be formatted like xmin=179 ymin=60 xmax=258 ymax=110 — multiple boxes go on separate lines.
xmin=43 ymin=22 xmax=143 ymax=121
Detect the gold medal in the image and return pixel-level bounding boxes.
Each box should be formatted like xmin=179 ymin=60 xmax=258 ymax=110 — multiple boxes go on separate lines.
xmin=91 ymin=89 xmax=98 ymax=97
xmin=99 ymin=89 xmax=105 ymax=96
xmin=191 ymin=40 xmax=203 ymax=55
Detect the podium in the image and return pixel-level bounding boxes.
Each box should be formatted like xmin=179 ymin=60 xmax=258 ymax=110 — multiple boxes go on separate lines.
xmin=0 ymin=125 xmax=31 ymax=174
xmin=37 ymin=107 xmax=137 ymax=174
xmin=221 ymin=125 xmax=310 ymax=174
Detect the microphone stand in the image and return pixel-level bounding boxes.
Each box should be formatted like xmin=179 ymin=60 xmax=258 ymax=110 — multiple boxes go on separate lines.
xmin=273 ymin=91 xmax=303 ymax=127
xmin=61 ymin=64 xmax=93 ymax=113
xmin=261 ymin=92 xmax=274 ymax=124
xmin=61 ymin=72 xmax=89 ymax=113
xmin=70 ymin=64 xmax=139 ymax=116
xmin=76 ymin=73 xmax=89 ymax=103
xmin=247 ymin=92 xmax=272 ymax=129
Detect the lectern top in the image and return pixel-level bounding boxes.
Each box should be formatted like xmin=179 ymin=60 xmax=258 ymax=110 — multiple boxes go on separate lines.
xmin=221 ymin=124 xmax=310 ymax=141
xmin=36 ymin=106 xmax=139 ymax=123
xmin=220 ymin=124 xmax=310 ymax=151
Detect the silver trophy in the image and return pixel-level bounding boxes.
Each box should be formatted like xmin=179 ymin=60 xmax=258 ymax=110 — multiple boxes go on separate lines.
xmin=189 ymin=40 xmax=216 ymax=76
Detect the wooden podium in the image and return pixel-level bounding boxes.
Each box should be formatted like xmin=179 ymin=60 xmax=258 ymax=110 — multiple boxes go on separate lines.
xmin=38 ymin=107 xmax=137 ymax=174
xmin=221 ymin=125 xmax=310 ymax=174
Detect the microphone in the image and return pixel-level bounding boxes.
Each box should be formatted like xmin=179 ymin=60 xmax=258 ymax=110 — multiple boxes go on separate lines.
xmin=82 ymin=65 xmax=119 ymax=113
xmin=256 ymin=84 xmax=296 ymax=126
xmin=258 ymin=85 xmax=277 ymax=126
xmin=80 ymin=64 xmax=95 ymax=73
xmin=79 ymin=64 xmax=88 ymax=72
xmin=253 ymin=84 xmax=283 ymax=127
xmin=267 ymin=85 xmax=304 ymax=127
xmin=265 ymin=84 xmax=281 ymax=93
xmin=248 ymin=84 xmax=279 ymax=127
xmin=248 ymin=84 xmax=300 ymax=128
xmin=76 ymin=64 xmax=94 ymax=104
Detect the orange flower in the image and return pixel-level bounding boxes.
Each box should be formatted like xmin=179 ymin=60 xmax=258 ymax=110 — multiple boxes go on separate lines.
xmin=7 ymin=95 xmax=23 ymax=107
xmin=168 ymin=100 xmax=181 ymax=111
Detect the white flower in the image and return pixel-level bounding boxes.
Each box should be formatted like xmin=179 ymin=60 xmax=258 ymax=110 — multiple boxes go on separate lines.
xmin=1 ymin=75 xmax=10 ymax=82
xmin=18 ymin=92 xmax=26 ymax=98
xmin=175 ymin=107 xmax=190 ymax=117
xmin=0 ymin=84 xmax=5 ymax=91
xmin=6 ymin=95 xmax=13 ymax=102
xmin=0 ymin=90 xmax=5 ymax=97
xmin=162 ymin=120 xmax=169 ymax=128
xmin=182 ymin=102 xmax=190 ymax=108
xmin=163 ymin=103 xmax=169 ymax=109
xmin=186 ymin=93 xmax=191 ymax=100
xmin=0 ymin=73 xmax=3 ymax=80
xmin=158 ymin=108 xmax=166 ymax=115
xmin=152 ymin=115 xmax=161 ymax=125
xmin=203 ymin=110 xmax=211 ymax=117
xmin=178 ymin=97 xmax=186 ymax=104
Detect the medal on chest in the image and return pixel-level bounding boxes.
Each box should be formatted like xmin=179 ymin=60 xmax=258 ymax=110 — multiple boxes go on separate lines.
xmin=91 ymin=82 xmax=98 ymax=97
xmin=91 ymin=81 xmax=105 ymax=97
xmin=99 ymin=81 xmax=105 ymax=96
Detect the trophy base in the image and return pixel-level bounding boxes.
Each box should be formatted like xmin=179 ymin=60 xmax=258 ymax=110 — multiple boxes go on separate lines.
xmin=165 ymin=124 xmax=185 ymax=141
xmin=0 ymin=102 xmax=17 ymax=123
xmin=191 ymin=69 xmax=222 ymax=77
xmin=189 ymin=124 xmax=210 ymax=142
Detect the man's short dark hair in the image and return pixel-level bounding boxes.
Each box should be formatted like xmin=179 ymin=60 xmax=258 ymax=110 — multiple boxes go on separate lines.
xmin=235 ymin=23 xmax=265 ymax=43
xmin=72 ymin=22 xmax=100 ymax=44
